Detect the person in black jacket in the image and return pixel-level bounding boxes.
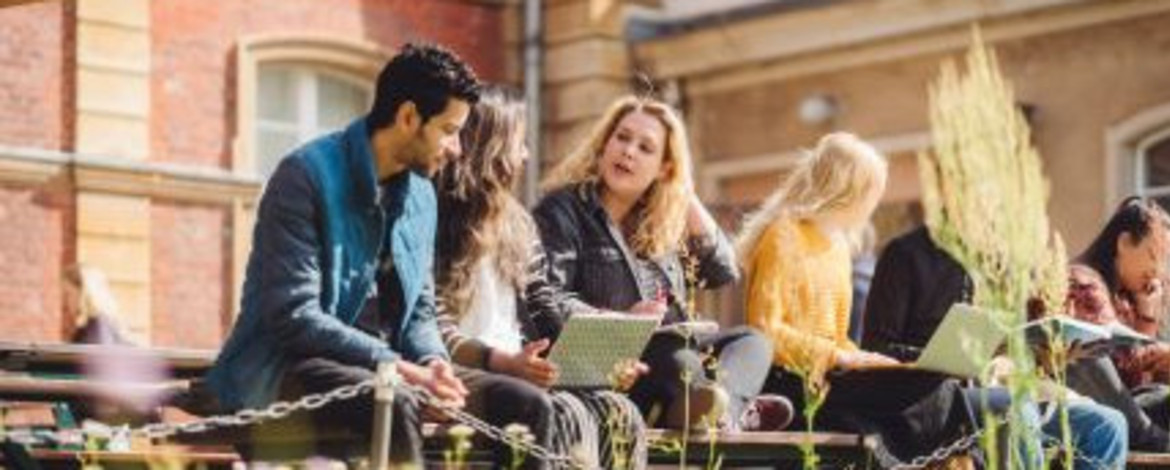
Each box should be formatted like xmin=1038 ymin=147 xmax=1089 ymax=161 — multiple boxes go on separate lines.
xmin=863 ymin=226 xmax=1129 ymax=467
xmin=532 ymin=95 xmax=791 ymax=431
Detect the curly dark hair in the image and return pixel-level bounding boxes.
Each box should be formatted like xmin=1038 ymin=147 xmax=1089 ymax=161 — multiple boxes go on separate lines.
xmin=366 ymin=42 xmax=481 ymax=132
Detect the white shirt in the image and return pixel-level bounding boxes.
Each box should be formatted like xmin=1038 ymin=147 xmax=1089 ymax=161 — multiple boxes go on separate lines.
xmin=457 ymin=257 xmax=523 ymax=354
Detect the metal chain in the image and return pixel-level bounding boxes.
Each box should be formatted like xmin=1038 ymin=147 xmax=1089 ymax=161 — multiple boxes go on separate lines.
xmin=135 ymin=379 xmax=374 ymax=440
xmin=869 ymin=426 xmax=1119 ymax=470
xmin=866 ymin=429 xmax=983 ymax=470
xmin=124 ymin=377 xmax=581 ymax=468
xmin=1040 ymin=434 xmax=1119 ymax=470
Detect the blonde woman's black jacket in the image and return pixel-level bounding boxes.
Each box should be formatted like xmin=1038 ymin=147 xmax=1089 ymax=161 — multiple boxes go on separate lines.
xmin=531 ymin=183 xmax=739 ymax=335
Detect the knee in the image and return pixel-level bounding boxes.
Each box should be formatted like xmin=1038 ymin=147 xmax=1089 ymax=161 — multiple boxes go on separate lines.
xmin=735 ymin=328 xmax=774 ymax=358
xmin=392 ymin=391 xmax=423 ymax=426
xmin=1090 ymin=405 xmax=1129 ymax=446
xmin=511 ymin=383 xmax=555 ymax=426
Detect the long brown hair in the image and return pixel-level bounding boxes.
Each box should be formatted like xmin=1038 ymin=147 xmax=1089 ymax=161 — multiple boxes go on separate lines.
xmin=434 ymin=86 xmax=535 ymax=318
xmin=541 ymin=96 xmax=695 ymax=258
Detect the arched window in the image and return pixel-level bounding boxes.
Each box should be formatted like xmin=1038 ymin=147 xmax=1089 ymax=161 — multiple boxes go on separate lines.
xmin=233 ymin=34 xmax=387 ymax=179
xmin=1135 ymin=128 xmax=1170 ymax=210
xmin=255 ymin=65 xmax=371 ymax=177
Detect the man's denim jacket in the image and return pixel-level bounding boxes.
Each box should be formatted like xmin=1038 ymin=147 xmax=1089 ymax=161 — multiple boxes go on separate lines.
xmin=207 ymin=118 xmax=447 ymax=411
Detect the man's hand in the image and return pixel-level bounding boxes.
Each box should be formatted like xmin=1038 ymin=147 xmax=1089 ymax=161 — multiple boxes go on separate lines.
xmin=396 ymin=359 xmax=469 ymax=413
xmin=501 ymin=339 xmax=559 ymax=388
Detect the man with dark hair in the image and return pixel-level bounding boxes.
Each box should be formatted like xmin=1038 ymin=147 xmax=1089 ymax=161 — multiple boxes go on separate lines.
xmin=206 ymin=43 xmax=553 ymax=467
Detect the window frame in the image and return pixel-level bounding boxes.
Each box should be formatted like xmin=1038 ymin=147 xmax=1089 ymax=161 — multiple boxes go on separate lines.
xmin=253 ymin=64 xmax=373 ymax=178
xmin=231 ymin=35 xmax=388 ymax=314
xmin=1134 ymin=127 xmax=1170 ymax=201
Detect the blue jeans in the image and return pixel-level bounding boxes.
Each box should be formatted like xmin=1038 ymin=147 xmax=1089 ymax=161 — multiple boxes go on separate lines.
xmin=965 ymin=389 xmax=1126 ymax=469
xmin=1040 ymin=400 xmax=1128 ymax=470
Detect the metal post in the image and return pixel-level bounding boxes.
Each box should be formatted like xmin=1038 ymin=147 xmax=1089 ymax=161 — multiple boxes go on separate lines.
xmin=370 ymin=361 xmax=397 ymax=470
xmin=522 ymin=0 xmax=543 ymax=207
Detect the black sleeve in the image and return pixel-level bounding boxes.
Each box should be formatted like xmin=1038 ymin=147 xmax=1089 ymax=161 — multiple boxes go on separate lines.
xmin=531 ymin=195 xmax=597 ymax=322
xmin=861 ymin=238 xmax=917 ymax=361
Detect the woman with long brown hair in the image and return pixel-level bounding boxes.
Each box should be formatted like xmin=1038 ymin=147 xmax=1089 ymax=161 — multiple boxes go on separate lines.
xmin=434 ymin=86 xmax=646 ymax=469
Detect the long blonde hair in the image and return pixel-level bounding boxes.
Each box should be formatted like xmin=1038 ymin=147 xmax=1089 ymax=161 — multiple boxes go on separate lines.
xmin=541 ymin=96 xmax=695 ymax=258
xmin=736 ymin=132 xmax=887 ymax=269
xmin=435 ymin=86 xmax=535 ymax=318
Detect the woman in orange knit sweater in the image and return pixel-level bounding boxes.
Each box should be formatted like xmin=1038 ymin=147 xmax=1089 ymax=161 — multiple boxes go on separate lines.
xmin=737 ymin=132 xmax=975 ymax=466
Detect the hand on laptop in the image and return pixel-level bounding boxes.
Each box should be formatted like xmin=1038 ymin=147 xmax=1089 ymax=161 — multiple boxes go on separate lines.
xmin=499 ymin=339 xmax=560 ymax=388
xmin=835 ymin=350 xmax=900 ymax=370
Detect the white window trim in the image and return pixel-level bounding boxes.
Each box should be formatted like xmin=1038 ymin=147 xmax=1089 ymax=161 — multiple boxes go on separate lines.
xmin=254 ymin=65 xmax=373 ymax=177
xmin=231 ymin=34 xmax=388 ymax=315
xmin=1105 ymin=101 xmax=1170 ymax=219
xmin=1134 ymin=127 xmax=1170 ymax=199
xmin=234 ymin=34 xmax=388 ymax=177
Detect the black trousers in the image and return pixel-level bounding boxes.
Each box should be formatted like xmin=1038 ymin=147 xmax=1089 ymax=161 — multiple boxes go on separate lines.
xmin=764 ymin=367 xmax=976 ymax=463
xmin=1067 ymin=356 xmax=1170 ymax=451
xmin=627 ymin=326 xmax=773 ymax=427
xmin=279 ymin=357 xmax=554 ymax=468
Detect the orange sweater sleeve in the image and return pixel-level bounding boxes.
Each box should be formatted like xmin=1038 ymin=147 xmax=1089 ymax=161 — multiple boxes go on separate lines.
xmin=745 ymin=220 xmax=857 ymax=376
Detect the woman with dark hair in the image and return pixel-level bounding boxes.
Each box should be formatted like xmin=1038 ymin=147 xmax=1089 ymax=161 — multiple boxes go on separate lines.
xmin=1065 ymin=196 xmax=1170 ymax=451
xmin=434 ymin=86 xmax=647 ymax=469
xmin=1076 ymin=197 xmax=1169 ymax=334
xmin=1065 ymin=197 xmax=1170 ymax=449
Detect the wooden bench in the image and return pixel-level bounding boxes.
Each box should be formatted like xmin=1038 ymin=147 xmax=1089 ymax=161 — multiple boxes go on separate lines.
xmin=0 ymin=342 xmax=215 ymax=379
xmin=1126 ymin=452 xmax=1170 ymax=469
xmin=0 ymin=375 xmax=189 ymax=403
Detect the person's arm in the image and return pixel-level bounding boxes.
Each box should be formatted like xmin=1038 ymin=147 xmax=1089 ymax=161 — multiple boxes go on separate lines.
xmin=744 ymin=222 xmax=845 ymax=375
xmin=683 ymin=196 xmax=740 ymax=289
xmin=521 ymin=239 xmax=572 ymax=341
xmin=435 ymin=294 xmax=493 ymax=370
xmin=257 ymin=158 xmax=397 ymax=368
xmin=532 ymin=195 xmax=600 ymax=322
xmin=401 ymin=275 xmax=450 ymax=365
xmin=860 ymin=238 xmax=917 ymax=360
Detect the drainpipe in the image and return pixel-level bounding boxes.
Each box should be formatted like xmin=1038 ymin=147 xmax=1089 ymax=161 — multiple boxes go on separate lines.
xmin=522 ymin=0 xmax=542 ymax=207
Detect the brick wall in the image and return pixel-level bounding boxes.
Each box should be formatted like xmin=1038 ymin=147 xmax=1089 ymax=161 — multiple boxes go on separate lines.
xmin=0 ymin=1 xmax=66 ymax=149
xmin=145 ymin=0 xmax=505 ymax=347
xmin=0 ymin=182 xmax=73 ymax=341
xmin=150 ymin=203 xmax=230 ymax=349
xmin=150 ymin=0 xmax=506 ymax=168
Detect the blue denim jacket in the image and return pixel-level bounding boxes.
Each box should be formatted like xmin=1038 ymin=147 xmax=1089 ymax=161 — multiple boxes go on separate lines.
xmin=206 ymin=118 xmax=447 ymax=410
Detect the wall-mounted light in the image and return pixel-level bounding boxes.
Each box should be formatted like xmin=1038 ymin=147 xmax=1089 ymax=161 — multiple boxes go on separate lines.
xmin=798 ymin=93 xmax=838 ymax=126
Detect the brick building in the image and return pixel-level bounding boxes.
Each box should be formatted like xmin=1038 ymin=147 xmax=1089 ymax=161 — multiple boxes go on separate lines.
xmin=6 ymin=0 xmax=1170 ymax=344
xmin=534 ymin=0 xmax=1170 ymax=323
xmin=0 ymin=0 xmax=509 ymax=347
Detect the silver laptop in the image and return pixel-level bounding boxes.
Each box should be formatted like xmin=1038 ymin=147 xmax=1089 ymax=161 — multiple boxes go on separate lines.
xmin=546 ymin=313 xmax=662 ymax=389
xmin=913 ymin=303 xmax=1010 ymax=377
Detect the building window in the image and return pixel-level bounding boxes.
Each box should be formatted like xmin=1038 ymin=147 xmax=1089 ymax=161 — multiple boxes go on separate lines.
xmin=255 ymin=65 xmax=371 ymax=178
xmin=1136 ymin=129 xmax=1170 ymax=210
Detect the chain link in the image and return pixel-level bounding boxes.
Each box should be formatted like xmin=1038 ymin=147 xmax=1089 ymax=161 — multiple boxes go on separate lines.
xmin=13 ymin=379 xmax=1121 ymax=470
xmin=869 ymin=426 xmax=1120 ymax=470
xmin=1041 ymin=434 xmax=1119 ymax=470
xmin=122 ymin=378 xmax=583 ymax=468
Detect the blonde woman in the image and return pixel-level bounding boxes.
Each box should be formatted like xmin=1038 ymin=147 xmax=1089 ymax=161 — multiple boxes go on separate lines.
xmin=533 ymin=95 xmax=791 ymax=431
xmin=434 ymin=86 xmax=646 ymax=469
xmin=738 ymin=132 xmax=976 ymax=464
